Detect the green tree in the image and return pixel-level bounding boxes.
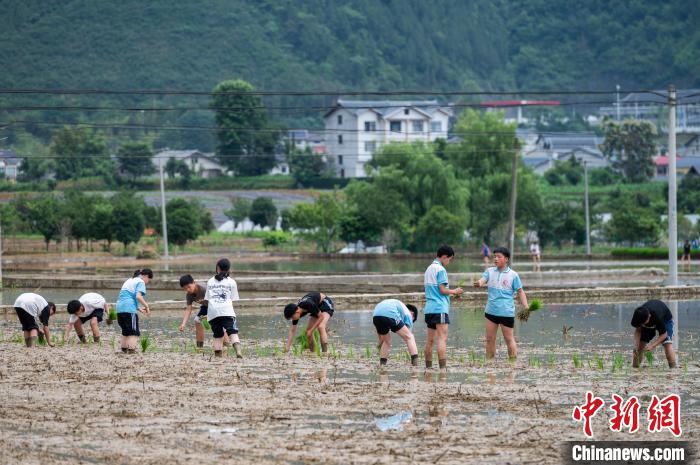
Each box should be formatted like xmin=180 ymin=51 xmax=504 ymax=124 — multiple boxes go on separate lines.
xmin=604 ymin=194 xmax=661 ymax=246
xmin=600 ymin=120 xmax=657 ymax=183
xmin=535 ymin=201 xmax=586 ymax=248
xmin=17 ymin=157 xmax=50 ymax=182
xmin=413 ymin=206 xmax=465 ymax=252
xmin=249 ymin=197 xmax=278 ymax=229
xmin=50 ymin=127 xmax=110 ymax=180
xmin=111 ymin=192 xmax=146 ymax=250
xmin=91 ymin=201 xmax=117 ymax=249
xmin=288 ymin=193 xmax=342 ymax=252
xmin=117 ymin=141 xmax=156 ymax=182
xmin=17 ymin=195 xmax=61 ymax=249
xmin=224 ymin=198 xmax=252 ymax=230
xmin=288 ymin=147 xmax=331 ymax=186
xmin=211 ymin=79 xmax=279 ymax=176
xmin=543 ymin=155 xmax=583 ymax=186
xmin=160 ymin=198 xmax=199 ymax=246
xmin=679 ymin=172 xmax=700 ymax=214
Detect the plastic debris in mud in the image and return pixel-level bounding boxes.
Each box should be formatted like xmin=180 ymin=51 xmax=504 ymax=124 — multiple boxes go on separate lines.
xmin=375 ymin=411 xmax=412 ymax=431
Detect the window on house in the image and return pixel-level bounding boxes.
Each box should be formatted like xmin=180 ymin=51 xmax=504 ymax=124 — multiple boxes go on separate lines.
xmin=337 ymin=114 xmax=343 ymax=125
xmin=338 ymin=155 xmax=343 ymax=165
xmin=404 ymin=109 xmax=409 ymax=115
xmin=340 ymin=168 xmax=345 ymax=178
xmin=364 ymin=121 xmax=376 ymax=132
xmin=412 ymin=121 xmax=424 ymax=132
xmin=431 ymin=121 xmax=442 ymax=132
xmin=390 ymin=121 xmax=401 ymax=132
xmin=338 ymin=134 xmax=343 ymax=144
xmin=364 ymin=141 xmax=376 ymax=153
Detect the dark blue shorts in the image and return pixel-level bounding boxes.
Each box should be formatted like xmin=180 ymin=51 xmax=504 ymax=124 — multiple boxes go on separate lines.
xmin=641 ymin=319 xmax=674 ymax=345
xmin=425 ymin=313 xmax=449 ymax=330
xmin=485 ymin=313 xmax=515 ymax=328
xmin=373 ymin=316 xmax=405 ymax=335
xmin=117 ymin=313 xmax=140 ymax=337
xmin=80 ymin=309 xmax=104 ymax=324
xmin=209 ymin=316 xmax=239 ymax=338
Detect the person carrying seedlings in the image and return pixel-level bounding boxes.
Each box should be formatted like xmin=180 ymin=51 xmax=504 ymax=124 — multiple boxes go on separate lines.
xmin=372 ymin=299 xmax=419 ymax=367
xmin=424 ymin=244 xmax=463 ymax=369
xmin=13 ymin=293 xmax=57 ymax=347
xmin=64 ymin=292 xmax=109 ymax=343
xmin=283 ymin=292 xmax=335 ymax=354
xmin=204 ymin=258 xmax=242 ymax=358
xmin=178 ymin=274 xmax=230 ymax=349
xmin=474 ymin=246 xmax=528 ymax=360
xmin=631 ymin=299 xmax=676 ymax=368
xmin=115 ymin=269 xmax=153 ymax=354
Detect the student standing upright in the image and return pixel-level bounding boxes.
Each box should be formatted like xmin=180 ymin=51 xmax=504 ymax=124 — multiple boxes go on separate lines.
xmin=116 ymin=269 xmax=153 ymax=354
xmin=204 ymin=258 xmax=242 ymax=358
xmin=423 ymin=244 xmax=463 ymax=369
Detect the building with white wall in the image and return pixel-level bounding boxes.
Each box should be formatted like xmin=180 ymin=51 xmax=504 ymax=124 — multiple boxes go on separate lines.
xmin=323 ymin=99 xmax=452 ymax=178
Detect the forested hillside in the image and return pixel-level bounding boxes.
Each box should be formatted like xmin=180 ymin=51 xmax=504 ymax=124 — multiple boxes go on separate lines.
xmin=1 ymin=0 xmax=698 ymax=148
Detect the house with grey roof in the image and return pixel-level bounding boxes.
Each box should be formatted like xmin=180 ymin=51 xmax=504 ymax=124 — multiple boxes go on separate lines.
xmin=0 ymin=150 xmax=23 ymax=181
xmin=153 ymin=149 xmax=228 ymax=178
xmin=323 ymin=99 xmax=452 ymax=178
xmin=518 ymin=130 xmax=609 ymax=175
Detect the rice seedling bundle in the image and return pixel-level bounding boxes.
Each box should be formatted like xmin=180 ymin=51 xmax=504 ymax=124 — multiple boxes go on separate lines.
xmin=517 ymin=299 xmax=542 ymax=322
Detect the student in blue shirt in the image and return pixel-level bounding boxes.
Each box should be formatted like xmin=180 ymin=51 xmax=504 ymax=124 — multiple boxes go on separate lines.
xmin=372 ymin=299 xmax=419 ymax=367
xmin=116 ymin=269 xmax=153 ymax=354
xmin=474 ymin=247 xmax=528 ymax=360
xmin=423 ymin=244 xmax=463 ymax=369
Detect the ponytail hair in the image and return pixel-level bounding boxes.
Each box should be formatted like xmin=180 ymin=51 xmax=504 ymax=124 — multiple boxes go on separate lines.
xmin=134 ymin=268 xmax=154 ymax=279
xmin=215 ymin=258 xmax=231 ymax=281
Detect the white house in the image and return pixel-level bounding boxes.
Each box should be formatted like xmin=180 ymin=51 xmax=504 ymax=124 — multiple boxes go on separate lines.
xmin=324 ymin=99 xmax=452 ymax=178
xmin=518 ymin=129 xmax=609 ymax=175
xmin=0 ymin=150 xmax=22 ymax=181
xmin=153 ymin=149 xmax=228 ymax=178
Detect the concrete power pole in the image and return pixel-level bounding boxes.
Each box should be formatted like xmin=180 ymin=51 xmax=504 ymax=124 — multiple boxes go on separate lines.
xmin=584 ymin=161 xmax=591 ymax=256
xmin=508 ymin=149 xmax=518 ymax=263
xmin=159 ymin=160 xmax=170 ymax=261
xmin=616 ymin=84 xmax=621 ymax=121
xmin=668 ymin=85 xmax=678 ymax=286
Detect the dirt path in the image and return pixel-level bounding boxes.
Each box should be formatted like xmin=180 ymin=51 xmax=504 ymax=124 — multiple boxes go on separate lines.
xmin=0 ymin=344 xmax=696 ymax=465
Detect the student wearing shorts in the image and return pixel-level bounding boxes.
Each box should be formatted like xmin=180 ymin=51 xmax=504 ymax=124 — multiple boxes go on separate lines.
xmin=116 ymin=269 xmax=153 ymax=354
xmin=631 ymin=299 xmax=676 ymax=368
xmin=64 ymin=292 xmax=109 ymax=343
xmin=283 ymin=292 xmax=335 ymax=354
xmin=424 ymin=244 xmax=463 ymax=369
xmin=14 ymin=293 xmax=57 ymax=347
xmin=474 ymin=246 xmax=528 ymax=360
xmin=372 ymin=299 xmax=419 ymax=367
xmin=204 ymin=259 xmax=242 ymax=358
xmin=178 ymin=274 xmax=231 ymax=349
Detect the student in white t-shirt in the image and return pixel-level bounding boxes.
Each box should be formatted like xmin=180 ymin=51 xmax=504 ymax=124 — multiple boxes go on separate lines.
xmin=64 ymin=292 xmax=109 ymax=343
xmin=13 ymin=293 xmax=57 ymax=347
xmin=205 ymin=258 xmax=242 ymax=358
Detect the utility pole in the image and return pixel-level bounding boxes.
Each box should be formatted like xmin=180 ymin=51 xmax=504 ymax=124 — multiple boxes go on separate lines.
xmin=668 ymin=85 xmax=678 ymax=286
xmin=616 ymin=84 xmax=621 ymax=121
xmin=584 ymin=161 xmax=591 ymax=256
xmin=159 ymin=159 xmax=170 ymax=261
xmin=508 ymin=149 xmax=518 ymax=263
xmin=0 ymin=220 xmax=3 ymax=290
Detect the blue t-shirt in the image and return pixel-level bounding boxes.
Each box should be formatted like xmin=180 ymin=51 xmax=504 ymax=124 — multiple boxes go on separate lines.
xmin=116 ymin=277 xmax=147 ymax=314
xmin=424 ymin=259 xmax=450 ymax=314
xmin=482 ymin=266 xmax=522 ymax=317
xmin=373 ymin=299 xmax=414 ymax=330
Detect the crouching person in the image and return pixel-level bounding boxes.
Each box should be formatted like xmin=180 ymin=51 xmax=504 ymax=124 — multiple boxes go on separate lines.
xmin=372 ymin=299 xmax=419 ymax=367
xmin=14 ymin=293 xmax=57 ymax=347
xmin=283 ymin=292 xmax=335 ymax=354
xmin=631 ymin=299 xmax=676 ymax=368
xmin=64 ymin=293 xmax=108 ymax=343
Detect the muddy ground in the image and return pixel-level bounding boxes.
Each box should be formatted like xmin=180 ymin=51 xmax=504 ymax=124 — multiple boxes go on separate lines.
xmin=0 ymin=340 xmax=697 ymax=465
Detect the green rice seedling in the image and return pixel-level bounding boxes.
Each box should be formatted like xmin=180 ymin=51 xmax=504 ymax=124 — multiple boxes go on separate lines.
xmin=452 ymin=279 xmax=466 ymax=299
xmin=314 ymin=340 xmax=321 ymax=358
xmin=346 ymin=345 xmax=354 ymax=360
xmin=572 ymin=353 xmax=583 ymax=369
xmin=364 ymin=344 xmax=372 ymax=359
xmin=683 ymin=359 xmax=688 ymax=375
xmin=644 ymin=350 xmax=654 ymax=366
xmin=11 ymin=333 xmax=24 ymax=344
xmin=517 ymin=299 xmax=543 ymax=322
xmin=547 ymin=353 xmax=556 ymax=367
xmin=201 ymin=318 xmax=212 ymax=331
xmin=612 ymin=353 xmax=625 ymax=373
xmin=292 ymin=343 xmax=302 ymax=357
xmin=459 ymin=355 xmax=465 ymax=364
xmin=595 ymin=355 xmax=604 ymax=370
xmin=273 ymin=345 xmax=282 ymax=358
xmin=140 ymin=333 xmax=152 ymax=353
xmin=110 ymin=335 xmax=116 ymax=351
xmin=106 ymin=308 xmax=117 ymax=326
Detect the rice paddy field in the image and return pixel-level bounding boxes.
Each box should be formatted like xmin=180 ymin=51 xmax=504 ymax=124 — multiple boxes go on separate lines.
xmin=1 ymin=301 xmax=698 ymax=464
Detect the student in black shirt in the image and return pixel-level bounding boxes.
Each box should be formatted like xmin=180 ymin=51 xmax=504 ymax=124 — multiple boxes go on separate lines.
xmin=283 ymin=292 xmax=334 ymax=354
xmin=630 ymin=299 xmax=676 ymax=368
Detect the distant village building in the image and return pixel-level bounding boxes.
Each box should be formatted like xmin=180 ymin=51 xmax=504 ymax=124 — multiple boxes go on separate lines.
xmin=481 ymin=100 xmax=560 ymax=125
xmin=153 ymin=149 xmax=227 ymax=178
xmin=288 ymin=130 xmax=326 ymax=154
xmin=518 ymin=130 xmax=608 ymax=175
xmin=599 ymin=89 xmax=700 ymax=134
xmin=0 ymin=150 xmax=23 ymax=181
xmin=324 ymin=99 xmax=452 ymax=178
xmin=653 ymin=155 xmax=700 ymax=181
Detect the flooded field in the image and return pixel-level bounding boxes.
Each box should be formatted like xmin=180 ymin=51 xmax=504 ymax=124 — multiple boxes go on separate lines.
xmin=1 ymin=300 xmax=697 ymax=464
